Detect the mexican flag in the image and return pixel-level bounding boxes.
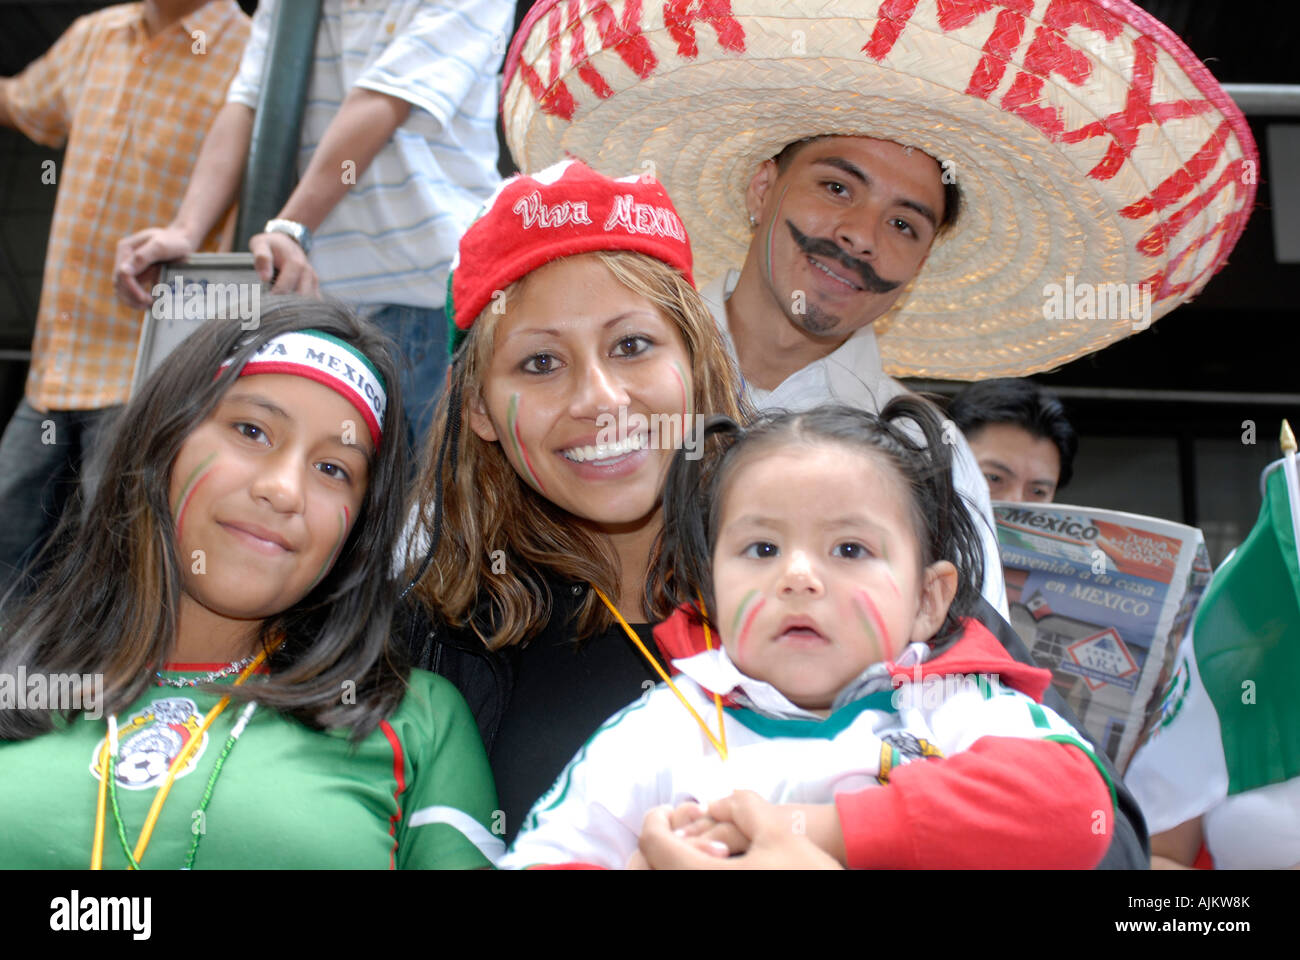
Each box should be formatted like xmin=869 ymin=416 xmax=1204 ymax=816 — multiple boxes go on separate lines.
xmin=1125 ymin=455 xmax=1300 ymax=834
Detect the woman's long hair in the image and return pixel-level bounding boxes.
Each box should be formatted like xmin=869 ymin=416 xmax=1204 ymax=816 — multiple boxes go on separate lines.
xmin=408 ymin=251 xmax=746 ymax=650
xmin=0 ymin=298 xmax=409 ymax=741
xmin=651 ymin=397 xmax=986 ymax=643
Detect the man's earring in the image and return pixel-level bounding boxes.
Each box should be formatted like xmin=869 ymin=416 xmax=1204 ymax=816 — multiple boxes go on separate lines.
xmin=748 ymin=214 xmax=759 ymax=228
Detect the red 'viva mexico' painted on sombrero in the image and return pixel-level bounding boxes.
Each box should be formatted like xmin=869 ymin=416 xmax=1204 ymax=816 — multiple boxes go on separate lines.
xmin=503 ymin=0 xmax=1257 ymax=304
xmin=508 ymin=1 xmax=746 ymax=120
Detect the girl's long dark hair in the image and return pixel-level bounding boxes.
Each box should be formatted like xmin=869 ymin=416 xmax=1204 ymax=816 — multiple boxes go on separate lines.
xmin=0 ymin=298 xmax=409 ymax=741
xmin=649 ymin=397 xmax=985 ymax=642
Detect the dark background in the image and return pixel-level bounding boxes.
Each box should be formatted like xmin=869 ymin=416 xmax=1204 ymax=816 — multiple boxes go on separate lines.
xmin=1 ymin=0 xmax=1297 ymax=562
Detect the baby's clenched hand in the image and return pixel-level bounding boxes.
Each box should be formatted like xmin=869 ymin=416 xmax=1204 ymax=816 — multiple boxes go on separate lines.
xmin=627 ymin=802 xmax=745 ymax=868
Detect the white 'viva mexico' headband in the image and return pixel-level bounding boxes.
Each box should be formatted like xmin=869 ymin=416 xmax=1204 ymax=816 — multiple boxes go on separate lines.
xmin=221 ymin=330 xmax=387 ymax=450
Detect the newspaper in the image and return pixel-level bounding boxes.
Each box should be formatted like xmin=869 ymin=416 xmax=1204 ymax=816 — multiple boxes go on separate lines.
xmin=993 ymin=501 xmax=1213 ymax=774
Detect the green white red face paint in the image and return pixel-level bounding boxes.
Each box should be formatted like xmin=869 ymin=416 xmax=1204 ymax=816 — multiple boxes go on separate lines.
xmin=874 ymin=539 xmax=902 ymax=599
xmin=763 ymin=185 xmax=790 ymax=292
xmin=730 ymin=588 xmax=766 ymax=658
xmin=173 ymin=451 xmax=217 ymax=538
xmin=669 ymin=359 xmax=695 ymax=451
xmin=507 ymin=392 xmax=547 ymax=495
xmin=882 ymin=570 xmax=901 ymax=600
xmin=306 ymin=505 xmax=349 ymax=593
xmin=670 ymin=360 xmax=692 ymax=418
xmin=853 ymin=588 xmax=894 ymax=662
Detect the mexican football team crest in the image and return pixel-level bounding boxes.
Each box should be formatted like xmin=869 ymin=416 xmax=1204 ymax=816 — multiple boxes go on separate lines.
xmin=88 ymin=697 xmax=208 ymax=790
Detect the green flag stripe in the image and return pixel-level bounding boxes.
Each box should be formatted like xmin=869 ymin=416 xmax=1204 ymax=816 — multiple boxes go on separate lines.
xmin=1193 ymin=466 xmax=1300 ymax=794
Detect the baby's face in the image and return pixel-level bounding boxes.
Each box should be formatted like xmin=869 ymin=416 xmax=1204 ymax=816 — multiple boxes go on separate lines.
xmin=711 ymin=443 xmax=931 ymax=715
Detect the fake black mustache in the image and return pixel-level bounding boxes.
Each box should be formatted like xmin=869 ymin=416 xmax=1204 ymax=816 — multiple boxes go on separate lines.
xmin=786 ymin=221 xmax=902 ymax=294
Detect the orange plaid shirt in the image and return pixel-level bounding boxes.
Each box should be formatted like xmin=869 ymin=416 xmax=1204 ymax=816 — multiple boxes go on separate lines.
xmin=6 ymin=1 xmax=250 ymax=411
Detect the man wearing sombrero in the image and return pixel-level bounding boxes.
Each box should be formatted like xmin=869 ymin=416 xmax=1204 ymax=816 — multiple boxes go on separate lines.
xmin=499 ymin=0 xmax=1256 ymax=868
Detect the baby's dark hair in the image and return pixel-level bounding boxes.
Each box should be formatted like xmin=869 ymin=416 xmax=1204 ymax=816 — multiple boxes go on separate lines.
xmin=648 ymin=396 xmax=985 ymax=643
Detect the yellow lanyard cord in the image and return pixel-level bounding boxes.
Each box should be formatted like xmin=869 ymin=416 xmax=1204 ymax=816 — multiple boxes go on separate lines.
xmin=695 ymin=594 xmax=729 ymax=761
xmin=91 ymin=648 xmax=271 ymax=870
xmin=91 ymin=735 xmax=111 ymax=868
xmin=593 ymin=587 xmax=728 ymax=761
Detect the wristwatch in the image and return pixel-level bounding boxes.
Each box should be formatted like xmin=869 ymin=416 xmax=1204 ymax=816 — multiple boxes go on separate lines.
xmin=263 ymin=218 xmax=312 ymax=254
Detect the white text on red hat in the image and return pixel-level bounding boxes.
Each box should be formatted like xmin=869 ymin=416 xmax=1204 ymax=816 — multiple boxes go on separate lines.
xmin=512 ymin=191 xmax=593 ymax=229
xmin=603 ymin=194 xmax=687 ymax=241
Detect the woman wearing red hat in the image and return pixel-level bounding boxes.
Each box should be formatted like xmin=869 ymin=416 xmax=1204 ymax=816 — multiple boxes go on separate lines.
xmin=401 ymin=159 xmax=746 ymax=842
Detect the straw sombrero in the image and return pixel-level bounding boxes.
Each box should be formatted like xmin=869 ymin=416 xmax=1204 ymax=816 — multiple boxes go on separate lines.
xmin=501 ymin=0 xmax=1258 ymax=379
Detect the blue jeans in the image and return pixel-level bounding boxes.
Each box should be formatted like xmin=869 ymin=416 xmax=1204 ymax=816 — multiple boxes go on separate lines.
xmin=0 ymin=400 xmax=121 ymax=600
xmin=365 ymin=304 xmax=449 ymax=461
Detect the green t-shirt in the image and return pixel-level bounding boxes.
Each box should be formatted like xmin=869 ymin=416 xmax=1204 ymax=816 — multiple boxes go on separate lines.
xmin=0 ymin=667 xmax=500 ymax=869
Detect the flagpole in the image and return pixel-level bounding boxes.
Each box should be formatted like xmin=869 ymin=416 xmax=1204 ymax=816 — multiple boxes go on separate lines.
xmin=1280 ymin=421 xmax=1300 ymax=571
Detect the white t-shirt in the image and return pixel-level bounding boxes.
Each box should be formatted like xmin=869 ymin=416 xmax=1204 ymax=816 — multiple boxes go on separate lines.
xmin=700 ymin=270 xmax=1009 ymax=619
xmin=227 ymin=0 xmax=514 ymax=308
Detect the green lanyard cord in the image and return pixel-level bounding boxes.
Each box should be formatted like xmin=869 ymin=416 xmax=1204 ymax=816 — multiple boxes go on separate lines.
xmin=106 ymin=701 xmax=258 ymax=870
xmin=106 ymin=768 xmax=142 ymax=871
xmin=185 ymin=702 xmax=258 ymax=870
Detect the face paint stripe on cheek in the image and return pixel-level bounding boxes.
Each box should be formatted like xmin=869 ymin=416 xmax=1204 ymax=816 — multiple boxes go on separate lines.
xmin=853 ymin=588 xmax=894 ymax=662
xmin=307 ymin=505 xmax=349 ymax=593
xmin=763 ymin=184 xmax=789 ymax=291
xmin=730 ymin=588 xmax=764 ymax=659
xmin=173 ymin=451 xmax=217 ymax=538
xmin=670 ymin=359 xmax=692 ymax=419
xmin=878 ymin=542 xmax=901 ymax=599
xmin=507 ymin=392 xmax=548 ymax=496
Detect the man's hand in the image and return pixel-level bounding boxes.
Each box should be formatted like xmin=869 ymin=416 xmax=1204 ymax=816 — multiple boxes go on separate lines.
xmin=249 ymin=231 xmax=320 ymax=296
xmin=634 ymin=791 xmax=844 ymax=869
xmin=114 ymin=226 xmax=197 ymax=309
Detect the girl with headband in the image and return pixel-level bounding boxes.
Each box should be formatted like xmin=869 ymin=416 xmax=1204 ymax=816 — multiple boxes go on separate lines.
xmin=0 ymin=299 xmax=498 ymax=869
xmin=402 ymin=159 xmax=746 ymax=841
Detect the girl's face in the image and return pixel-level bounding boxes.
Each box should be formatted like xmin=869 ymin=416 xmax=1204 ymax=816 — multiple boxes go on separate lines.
xmin=711 ymin=442 xmax=956 ymax=715
xmin=469 ymin=254 xmax=695 ymax=527
xmin=168 ymin=374 xmax=371 ymax=625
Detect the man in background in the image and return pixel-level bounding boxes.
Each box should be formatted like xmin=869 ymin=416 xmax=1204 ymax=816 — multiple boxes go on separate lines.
xmin=949 ymin=378 xmax=1078 ymax=504
xmin=0 ymin=0 xmax=250 ymax=595
xmin=115 ymin=0 xmax=515 ymax=455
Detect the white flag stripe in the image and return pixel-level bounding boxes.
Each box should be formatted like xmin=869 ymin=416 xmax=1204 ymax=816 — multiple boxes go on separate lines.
xmin=1203 ymin=775 xmax=1300 ymax=869
xmin=1124 ymin=627 xmax=1229 ymax=835
xmin=1281 ymin=454 xmax=1300 ymax=578
xmin=408 ymin=805 xmax=506 ymax=862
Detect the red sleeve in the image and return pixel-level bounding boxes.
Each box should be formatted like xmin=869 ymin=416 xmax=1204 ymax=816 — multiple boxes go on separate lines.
xmin=835 ymin=737 xmax=1112 ymax=869
xmin=528 ymin=863 xmax=606 ymax=869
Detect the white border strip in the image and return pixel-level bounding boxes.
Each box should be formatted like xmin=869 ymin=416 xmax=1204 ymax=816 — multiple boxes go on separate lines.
xmin=408 ymin=805 xmax=506 ymax=863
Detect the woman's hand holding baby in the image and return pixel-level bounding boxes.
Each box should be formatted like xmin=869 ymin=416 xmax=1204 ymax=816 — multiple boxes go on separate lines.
xmin=626 ymin=801 xmax=742 ymax=867
xmin=630 ymin=792 xmax=845 ymax=869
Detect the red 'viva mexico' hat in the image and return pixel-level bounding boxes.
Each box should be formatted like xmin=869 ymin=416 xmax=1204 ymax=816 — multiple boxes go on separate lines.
xmin=500 ymin=0 xmax=1258 ymax=380
xmin=447 ymin=158 xmax=694 ymax=350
